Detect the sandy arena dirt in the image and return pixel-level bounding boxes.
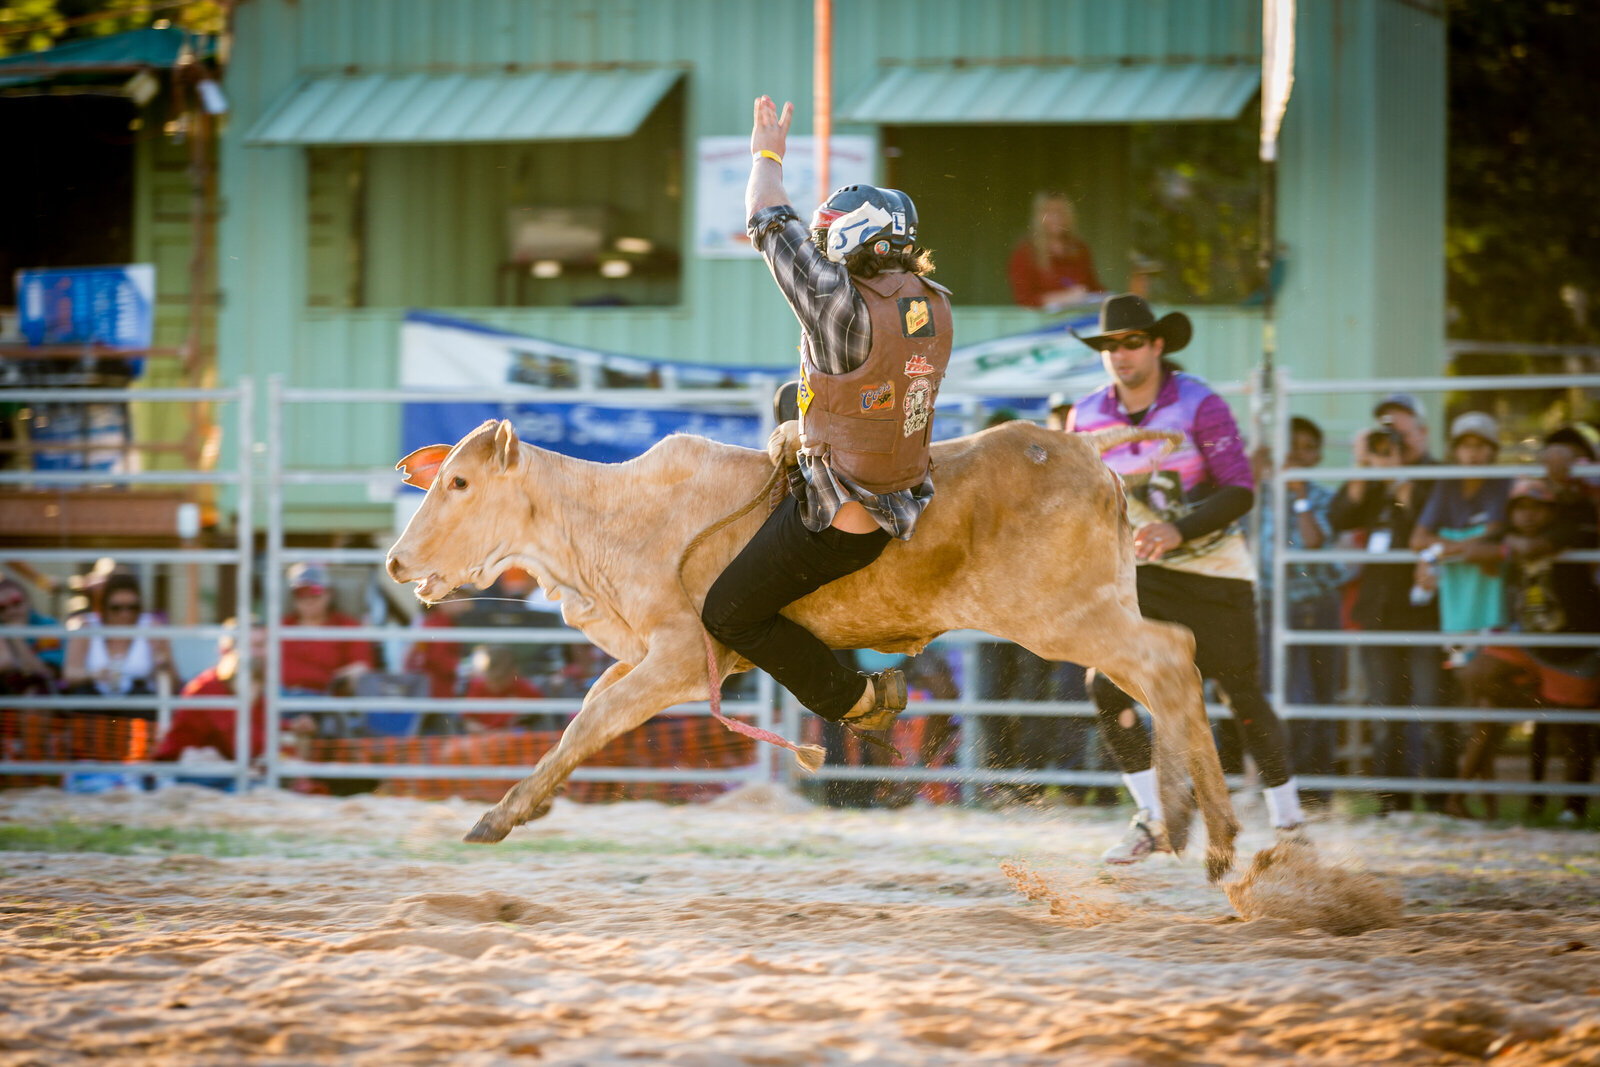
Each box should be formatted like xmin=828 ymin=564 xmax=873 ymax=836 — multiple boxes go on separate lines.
xmin=2 ymin=783 xmax=1597 ymax=1066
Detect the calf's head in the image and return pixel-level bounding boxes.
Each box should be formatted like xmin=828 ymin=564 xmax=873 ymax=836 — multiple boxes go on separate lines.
xmin=387 ymin=419 xmax=530 ymax=602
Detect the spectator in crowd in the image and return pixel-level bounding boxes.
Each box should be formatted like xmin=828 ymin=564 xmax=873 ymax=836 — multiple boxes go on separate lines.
xmin=1254 ymin=416 xmax=1346 ymax=800
xmin=405 ymin=591 xmax=471 ymax=699
xmin=459 ymin=568 xmax=565 ymax=686
xmin=1409 ymin=411 xmax=1512 ymax=808
xmin=462 ymin=644 xmax=549 ymax=733
xmin=1008 ymin=191 xmax=1104 ymax=311
xmin=0 ymin=577 xmax=56 ymax=695
xmin=62 ymin=573 xmax=179 ymax=706
xmin=1454 ymin=477 xmax=1600 ymax=821
xmin=1540 ymin=422 xmax=1600 ymax=545
xmin=1411 ymin=412 xmax=1512 ymax=632
xmin=1068 ymin=293 xmax=1308 ymax=864
xmin=1328 ymin=392 xmax=1440 ymax=813
xmin=281 ymin=560 xmax=374 ymax=740
xmin=1524 ymin=421 xmax=1600 ymax=814
xmin=281 ymin=561 xmax=374 ymax=695
xmin=151 ymin=621 xmax=268 ymax=768
xmin=1045 ymin=391 xmax=1074 ymax=432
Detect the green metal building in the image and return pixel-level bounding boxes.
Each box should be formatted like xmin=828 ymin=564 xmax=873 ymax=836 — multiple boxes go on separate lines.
xmin=219 ymin=0 xmax=1445 ymax=533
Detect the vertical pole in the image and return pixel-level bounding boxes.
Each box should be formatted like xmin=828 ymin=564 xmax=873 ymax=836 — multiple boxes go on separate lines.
xmin=234 ymin=377 xmax=254 ymax=792
xmin=959 ymin=641 xmax=981 ymax=806
xmin=814 ymin=0 xmax=833 ymax=207
xmin=264 ymin=376 xmax=284 ymax=790
xmin=1270 ymin=370 xmax=1291 ymax=723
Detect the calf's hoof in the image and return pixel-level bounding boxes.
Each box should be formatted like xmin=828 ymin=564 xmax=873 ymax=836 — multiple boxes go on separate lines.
xmin=1205 ymin=845 xmax=1235 ymax=884
xmin=463 ymin=814 xmax=512 ymax=844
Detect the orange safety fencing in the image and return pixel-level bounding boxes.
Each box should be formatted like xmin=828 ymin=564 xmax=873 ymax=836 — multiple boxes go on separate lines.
xmin=303 ymin=714 xmax=759 ymax=804
xmin=1 ymin=708 xmax=153 ymax=787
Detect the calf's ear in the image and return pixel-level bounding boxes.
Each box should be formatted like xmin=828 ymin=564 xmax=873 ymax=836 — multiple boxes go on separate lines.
xmin=494 ymin=419 xmax=521 ymax=472
xmin=396 ymin=444 xmax=451 ymax=490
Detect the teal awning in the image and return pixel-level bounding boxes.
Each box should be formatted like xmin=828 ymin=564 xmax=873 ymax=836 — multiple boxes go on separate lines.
xmin=245 ymin=68 xmax=683 ymax=146
xmin=0 ymin=27 xmax=215 ymax=90
xmin=840 ymin=62 xmax=1260 ymax=125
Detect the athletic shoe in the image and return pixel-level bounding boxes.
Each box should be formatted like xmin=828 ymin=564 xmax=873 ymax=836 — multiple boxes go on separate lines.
xmin=1275 ymin=822 xmax=1311 ymax=846
xmin=839 ymin=668 xmax=907 ymax=732
xmin=1102 ymin=808 xmax=1172 ymax=865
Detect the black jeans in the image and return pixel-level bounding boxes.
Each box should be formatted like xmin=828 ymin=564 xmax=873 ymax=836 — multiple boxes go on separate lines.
xmin=701 ymin=495 xmax=891 ymax=721
xmin=1091 ymin=565 xmax=1293 ymax=789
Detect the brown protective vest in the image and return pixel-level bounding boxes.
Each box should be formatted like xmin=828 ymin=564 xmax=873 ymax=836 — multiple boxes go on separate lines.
xmin=798 ymin=270 xmax=953 ymax=494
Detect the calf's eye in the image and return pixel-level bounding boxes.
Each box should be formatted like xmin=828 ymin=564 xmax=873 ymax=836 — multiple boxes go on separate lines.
xmin=452 ymin=476 xmax=468 ymax=490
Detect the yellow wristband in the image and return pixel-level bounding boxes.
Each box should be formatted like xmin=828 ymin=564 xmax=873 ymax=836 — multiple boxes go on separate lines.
xmin=754 ymin=149 xmax=783 ymax=166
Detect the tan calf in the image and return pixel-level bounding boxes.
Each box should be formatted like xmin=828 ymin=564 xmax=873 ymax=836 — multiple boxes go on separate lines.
xmin=387 ymin=418 xmax=1240 ymax=880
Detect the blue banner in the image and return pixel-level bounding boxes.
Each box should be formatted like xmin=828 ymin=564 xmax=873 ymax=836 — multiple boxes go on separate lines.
xmin=402 ymin=399 xmax=764 ymax=467
xmin=16 ymin=264 xmax=155 ymax=350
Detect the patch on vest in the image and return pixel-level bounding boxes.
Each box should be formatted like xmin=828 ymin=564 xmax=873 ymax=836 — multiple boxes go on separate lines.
xmin=904 ymin=353 xmax=935 ymax=377
xmin=899 ymin=297 xmax=934 ymax=338
xmin=796 ymin=376 xmax=813 ymax=415
xmin=859 ymin=380 xmax=895 ymax=412
xmin=903 ymin=377 xmax=934 ymax=437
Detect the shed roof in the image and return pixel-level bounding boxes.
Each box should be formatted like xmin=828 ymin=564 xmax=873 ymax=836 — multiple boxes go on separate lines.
xmin=244 ymin=67 xmax=683 ymax=145
xmin=840 ymin=62 xmax=1260 ymax=125
xmin=0 ymin=27 xmax=216 ymax=90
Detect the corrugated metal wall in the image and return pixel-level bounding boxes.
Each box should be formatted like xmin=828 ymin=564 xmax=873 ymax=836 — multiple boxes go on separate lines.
xmin=219 ymin=0 xmax=1442 ymax=531
xmin=1274 ymin=0 xmax=1446 ymax=440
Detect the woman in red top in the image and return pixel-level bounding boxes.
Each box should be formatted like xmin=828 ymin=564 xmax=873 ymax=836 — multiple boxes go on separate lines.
xmin=1007 ymin=191 xmax=1104 ymax=311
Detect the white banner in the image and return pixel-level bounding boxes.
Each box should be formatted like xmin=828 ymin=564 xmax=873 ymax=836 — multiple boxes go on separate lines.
xmin=694 ymin=135 xmax=875 ymax=257
xmin=1260 ymin=0 xmax=1296 ymax=162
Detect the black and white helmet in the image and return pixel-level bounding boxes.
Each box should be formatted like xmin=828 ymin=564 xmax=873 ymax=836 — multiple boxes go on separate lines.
xmin=809 ymin=184 xmax=918 ymax=263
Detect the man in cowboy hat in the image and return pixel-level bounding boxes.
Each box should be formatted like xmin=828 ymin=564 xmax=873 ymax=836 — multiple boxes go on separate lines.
xmin=1067 ymin=293 xmax=1307 ymax=863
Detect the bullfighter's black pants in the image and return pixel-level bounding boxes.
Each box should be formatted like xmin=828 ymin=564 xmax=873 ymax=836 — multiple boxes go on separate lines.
xmin=1090 ymin=564 xmax=1293 ymax=788
xmin=701 ymin=494 xmax=890 ymax=721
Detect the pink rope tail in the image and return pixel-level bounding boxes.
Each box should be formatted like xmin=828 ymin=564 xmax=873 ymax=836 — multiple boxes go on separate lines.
xmin=702 ymin=630 xmax=825 ymax=773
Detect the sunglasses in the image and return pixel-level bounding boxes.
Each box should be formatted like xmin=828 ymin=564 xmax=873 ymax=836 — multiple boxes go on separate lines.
xmin=1102 ymin=333 xmax=1152 ymax=351
xmin=105 ymin=601 xmax=142 ymax=614
xmin=0 ymin=597 xmax=25 ymax=610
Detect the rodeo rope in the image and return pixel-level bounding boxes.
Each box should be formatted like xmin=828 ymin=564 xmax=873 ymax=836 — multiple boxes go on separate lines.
xmin=678 ymin=464 xmax=828 ymax=773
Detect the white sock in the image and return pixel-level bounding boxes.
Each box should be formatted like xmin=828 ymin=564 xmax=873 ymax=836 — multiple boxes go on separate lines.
xmin=1264 ymin=778 xmax=1306 ymax=828
xmin=1122 ymin=769 xmax=1163 ymax=821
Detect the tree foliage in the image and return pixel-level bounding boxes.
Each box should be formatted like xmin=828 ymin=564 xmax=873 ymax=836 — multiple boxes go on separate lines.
xmin=0 ymin=0 xmax=224 ymax=58
xmin=1446 ymin=0 xmax=1600 ymax=343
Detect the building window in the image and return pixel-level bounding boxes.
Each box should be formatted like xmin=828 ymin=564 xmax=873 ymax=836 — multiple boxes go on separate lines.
xmin=305 ymin=82 xmax=684 ymax=310
xmin=883 ymin=111 xmax=1262 ymax=308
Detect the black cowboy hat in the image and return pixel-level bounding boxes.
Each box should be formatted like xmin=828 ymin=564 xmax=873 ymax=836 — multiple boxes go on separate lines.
xmin=1071 ymin=293 xmax=1192 ymax=355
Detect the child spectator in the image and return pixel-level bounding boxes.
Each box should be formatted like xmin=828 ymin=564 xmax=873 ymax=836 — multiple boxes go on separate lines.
xmin=1411 ymin=412 xmax=1512 ymax=634
xmin=1455 ymin=477 xmax=1600 ymax=820
xmin=151 ymin=622 xmax=268 ymax=767
xmin=463 ymin=644 xmax=547 ymax=733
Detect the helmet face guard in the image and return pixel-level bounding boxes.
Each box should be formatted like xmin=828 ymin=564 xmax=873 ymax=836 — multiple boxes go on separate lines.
xmin=810 ymin=185 xmax=918 ymax=263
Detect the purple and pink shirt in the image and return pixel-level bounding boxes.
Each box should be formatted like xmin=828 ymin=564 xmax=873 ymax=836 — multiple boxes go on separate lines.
xmin=1069 ymin=371 xmax=1258 ymax=582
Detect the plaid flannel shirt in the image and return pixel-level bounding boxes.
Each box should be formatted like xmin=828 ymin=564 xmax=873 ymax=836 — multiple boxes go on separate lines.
xmin=748 ymin=205 xmax=934 ymax=540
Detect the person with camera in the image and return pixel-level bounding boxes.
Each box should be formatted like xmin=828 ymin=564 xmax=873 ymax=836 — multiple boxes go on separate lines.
xmin=1328 ymin=392 xmax=1440 ymax=813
